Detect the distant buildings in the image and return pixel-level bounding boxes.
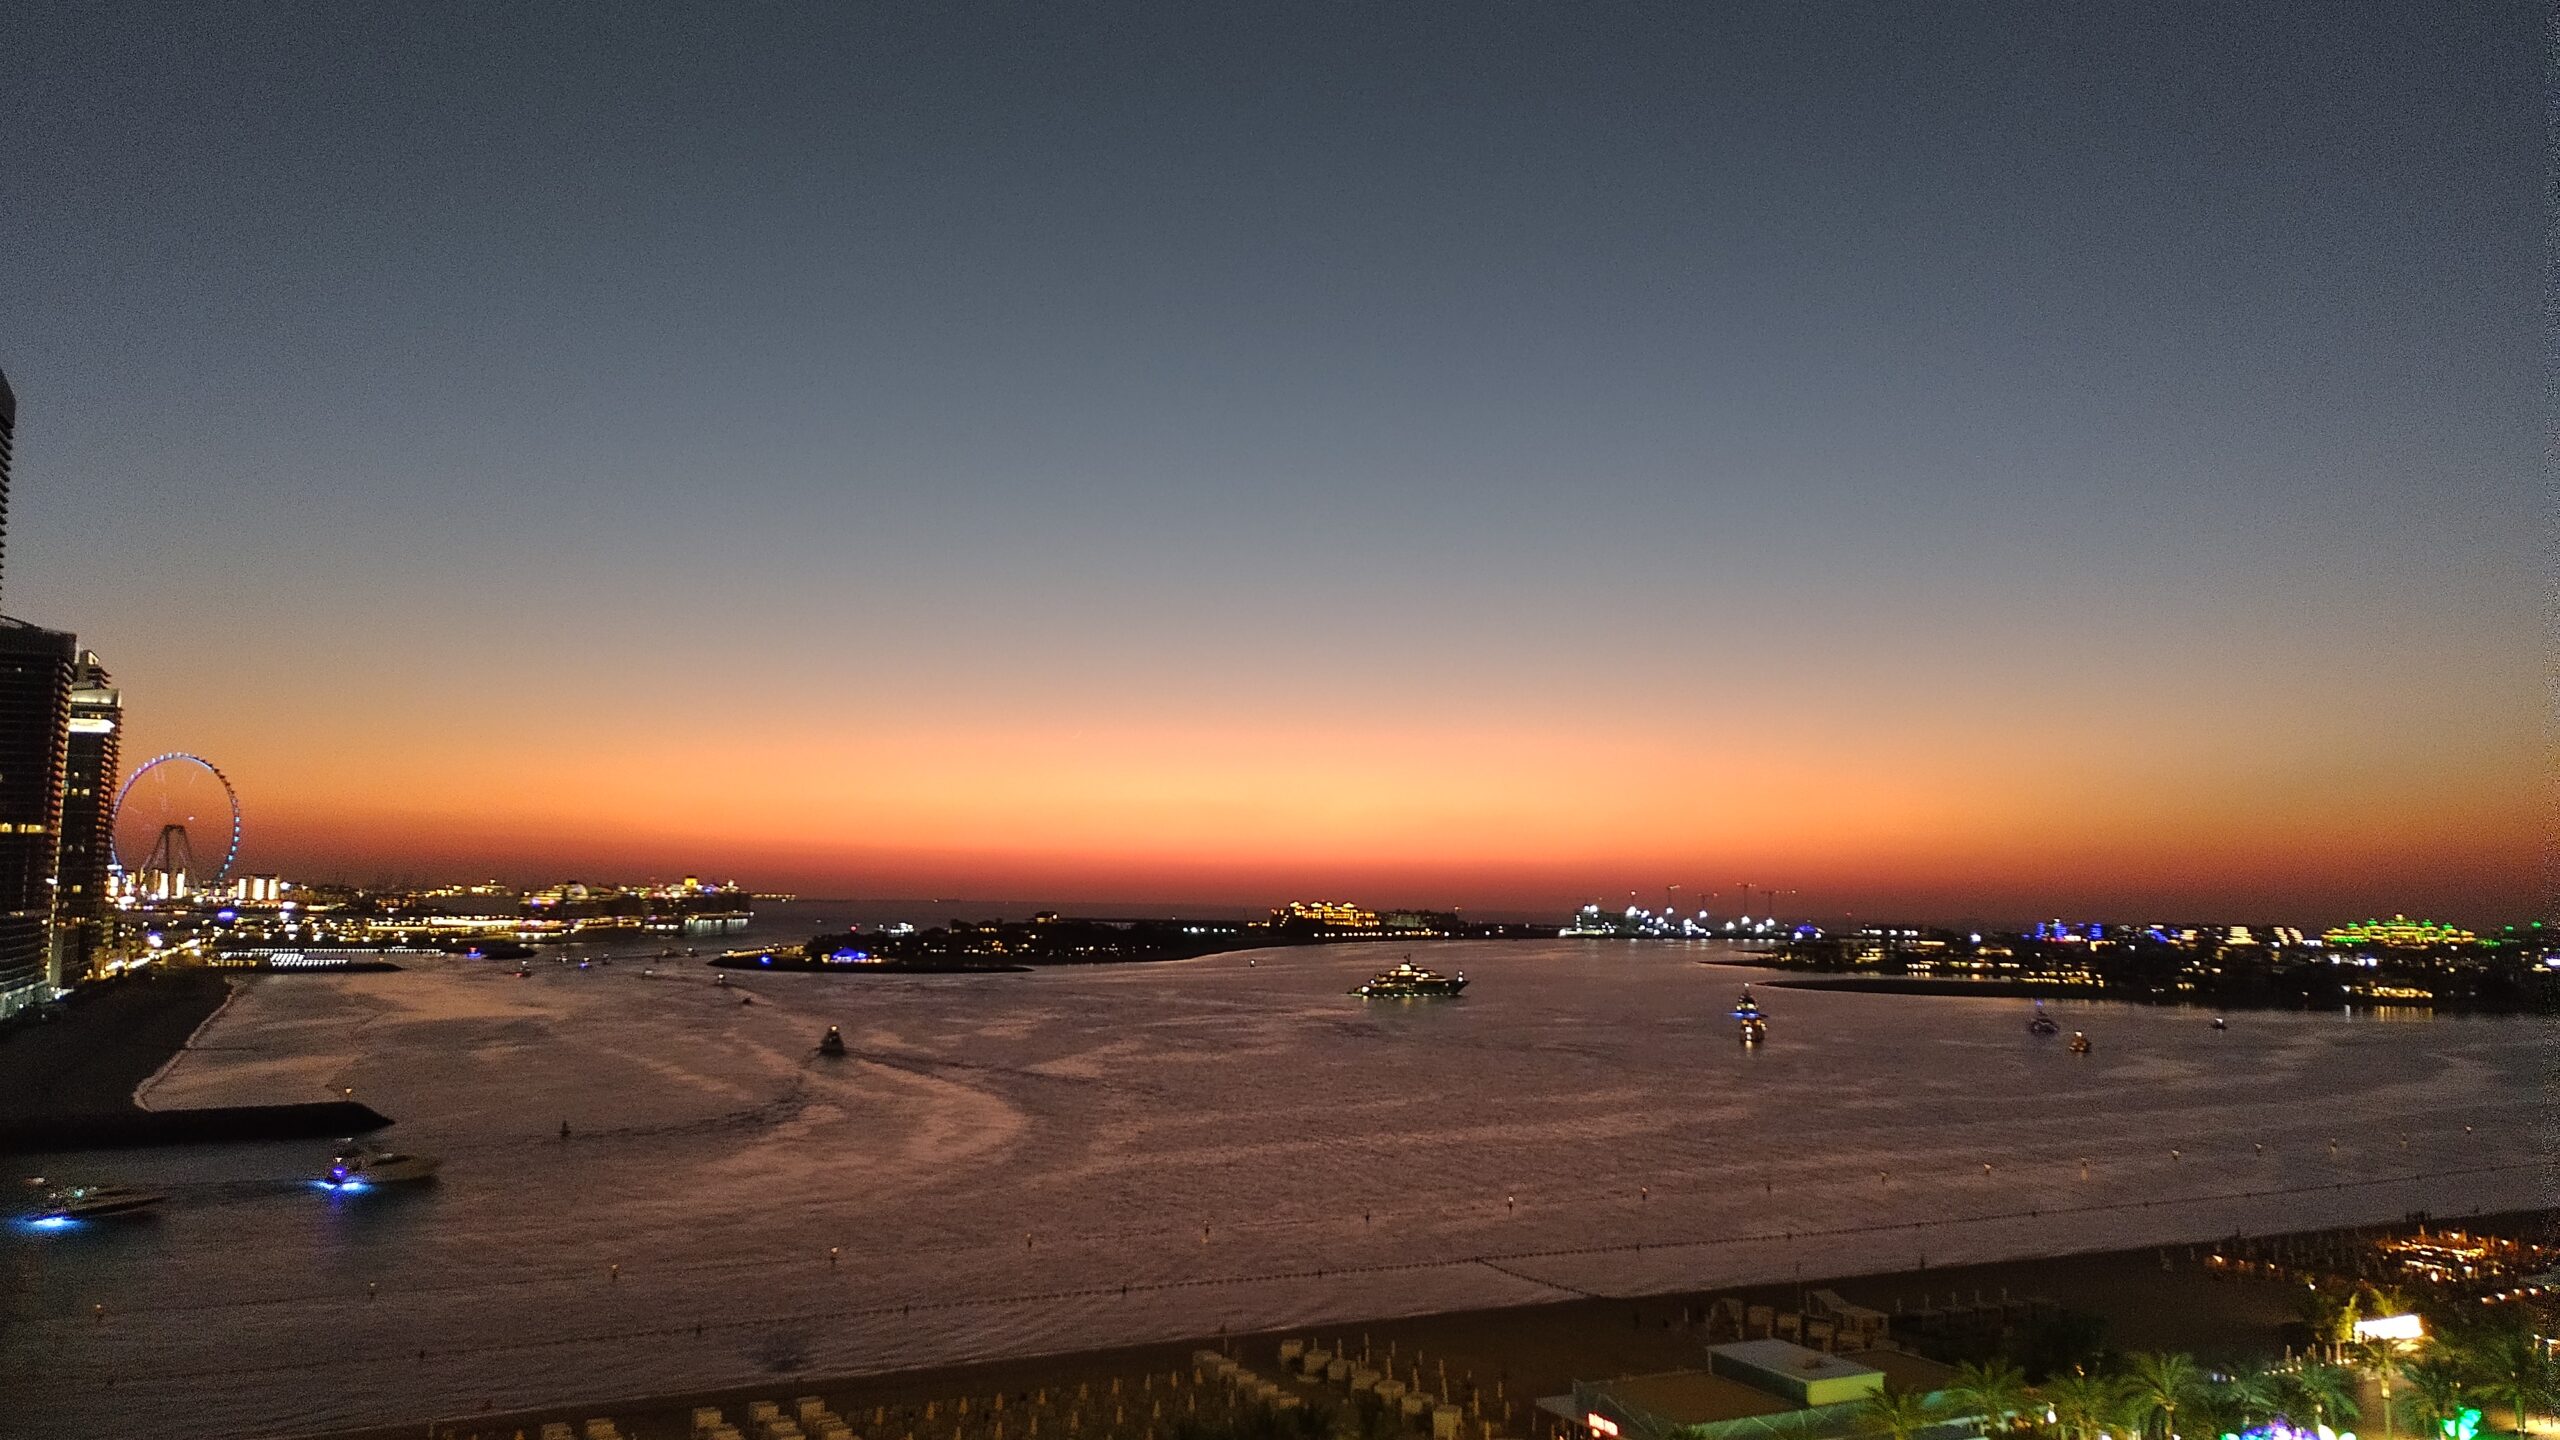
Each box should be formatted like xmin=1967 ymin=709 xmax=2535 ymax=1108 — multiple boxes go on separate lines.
xmin=2323 ymin=914 xmax=2476 ymax=948
xmin=1560 ymin=902 xmax=1735 ymax=939
xmin=1265 ymin=899 xmax=1482 ymax=939
xmin=1274 ymin=899 xmax=1378 ymax=929
xmin=1764 ymin=911 xmax=2549 ymax=1011
xmin=1378 ymin=908 xmax=1460 ymax=934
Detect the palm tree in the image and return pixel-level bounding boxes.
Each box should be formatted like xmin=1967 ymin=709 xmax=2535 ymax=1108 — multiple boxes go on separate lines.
xmin=2042 ymin=1373 xmax=2128 ymax=1440
xmin=2358 ymin=1284 xmax=2419 ymax=1326
xmin=2196 ymin=1368 xmax=2286 ymax=1440
xmin=2294 ymin=1289 xmax=2358 ymax=1363
xmin=2352 ymin=1286 xmax=2423 ymax=1438
xmin=2460 ymin=1320 xmax=2552 ymax=1438
xmin=2398 ymin=1356 xmax=2469 ymax=1440
xmin=1858 ymin=1387 xmax=1949 ymax=1440
xmin=2225 ymin=1368 xmax=2289 ymax=1430
xmin=2280 ymin=1364 xmax=2362 ymax=1431
xmin=1946 ymin=1361 xmax=2035 ymax=1436
xmin=2122 ymin=1354 xmax=2207 ymax=1440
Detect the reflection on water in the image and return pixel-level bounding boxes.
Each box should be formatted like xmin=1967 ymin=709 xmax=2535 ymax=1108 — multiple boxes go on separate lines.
xmin=0 ymin=923 xmax=2544 ymax=1440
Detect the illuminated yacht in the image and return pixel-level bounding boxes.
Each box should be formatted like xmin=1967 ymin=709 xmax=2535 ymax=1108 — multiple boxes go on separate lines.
xmin=1731 ymin=986 xmax=1763 ymax=1019
xmin=1351 ymin=960 xmax=1468 ymax=998
xmin=2028 ymin=1002 xmax=2059 ymax=1036
xmin=23 ymin=1181 xmax=167 ymax=1224
xmin=322 ymin=1142 xmax=440 ymax=1189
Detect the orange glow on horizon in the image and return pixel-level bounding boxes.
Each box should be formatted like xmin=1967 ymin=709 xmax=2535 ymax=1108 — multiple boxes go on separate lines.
xmin=146 ymin=695 xmax=2541 ymax=923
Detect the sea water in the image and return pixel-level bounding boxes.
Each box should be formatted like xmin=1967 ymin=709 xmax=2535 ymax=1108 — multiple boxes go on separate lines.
xmin=0 ymin=919 xmax=2543 ymax=1439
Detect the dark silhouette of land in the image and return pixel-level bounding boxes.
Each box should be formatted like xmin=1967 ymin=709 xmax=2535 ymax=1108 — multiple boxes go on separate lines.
xmin=0 ymin=969 xmax=388 ymax=1154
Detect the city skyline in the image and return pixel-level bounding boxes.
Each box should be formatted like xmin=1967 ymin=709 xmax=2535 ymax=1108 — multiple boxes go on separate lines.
xmin=1 ymin=4 xmax=2541 ymax=924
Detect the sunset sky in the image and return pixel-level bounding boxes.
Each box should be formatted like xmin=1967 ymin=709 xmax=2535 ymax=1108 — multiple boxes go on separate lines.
xmin=1 ymin=4 xmax=2539 ymax=923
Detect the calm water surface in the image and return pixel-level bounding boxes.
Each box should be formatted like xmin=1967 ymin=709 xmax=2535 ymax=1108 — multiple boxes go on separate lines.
xmin=1 ymin=919 xmax=2543 ymax=1439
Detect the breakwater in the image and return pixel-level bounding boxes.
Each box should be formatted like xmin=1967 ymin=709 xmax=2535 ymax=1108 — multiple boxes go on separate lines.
xmin=0 ymin=1098 xmax=393 ymax=1154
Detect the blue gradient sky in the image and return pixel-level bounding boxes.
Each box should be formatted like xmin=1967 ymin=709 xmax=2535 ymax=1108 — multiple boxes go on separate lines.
xmin=1 ymin=4 xmax=2541 ymax=921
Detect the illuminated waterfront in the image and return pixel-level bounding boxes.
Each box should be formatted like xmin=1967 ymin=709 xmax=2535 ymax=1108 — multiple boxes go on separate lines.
xmin=0 ymin=918 xmax=2541 ymax=1439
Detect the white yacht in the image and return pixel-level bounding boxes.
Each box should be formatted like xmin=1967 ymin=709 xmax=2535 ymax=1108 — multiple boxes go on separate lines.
xmin=23 ymin=1181 xmax=167 ymax=1224
xmin=322 ymin=1142 xmax=440 ymax=1188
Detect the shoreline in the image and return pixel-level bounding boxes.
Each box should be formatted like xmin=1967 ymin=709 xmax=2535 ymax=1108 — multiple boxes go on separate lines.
xmin=317 ymin=1208 xmax=2557 ymax=1440
xmin=130 ymin=966 xmax=247 ymax=1106
xmin=1736 ymin=972 xmax=2546 ymax=1013
xmin=714 ymin=931 xmax=1561 ymax=978
xmin=0 ymin=967 xmax=393 ymax=1155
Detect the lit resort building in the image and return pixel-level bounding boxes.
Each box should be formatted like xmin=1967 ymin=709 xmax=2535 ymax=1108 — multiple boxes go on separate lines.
xmin=2321 ymin=915 xmax=2476 ymax=948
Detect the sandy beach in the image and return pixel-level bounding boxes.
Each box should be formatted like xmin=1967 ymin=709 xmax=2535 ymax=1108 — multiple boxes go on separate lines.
xmin=0 ymin=968 xmax=232 ymax=1115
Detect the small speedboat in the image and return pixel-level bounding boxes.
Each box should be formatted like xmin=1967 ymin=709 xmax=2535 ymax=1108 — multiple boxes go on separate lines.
xmin=322 ymin=1143 xmax=439 ymax=1189
xmin=23 ymin=1182 xmax=167 ymax=1224
xmin=1731 ymin=987 xmax=1763 ymax=1020
xmin=1739 ymin=1015 xmax=1768 ymax=1045
xmin=2211 ymin=1016 xmax=2227 ymax=1031
xmin=2029 ymin=1002 xmax=2059 ymax=1036
xmin=2068 ymin=1031 xmax=2092 ymax=1055
xmin=817 ymin=1026 xmax=848 ymax=1057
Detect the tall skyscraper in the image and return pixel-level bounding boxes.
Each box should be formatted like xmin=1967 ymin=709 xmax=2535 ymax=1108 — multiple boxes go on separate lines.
xmin=0 ymin=367 xmax=85 ymax=1016
xmin=55 ymin=649 xmax=120 ymax=981
xmin=0 ymin=369 xmax=13 ymax=611
xmin=0 ymin=619 xmax=74 ymax=1018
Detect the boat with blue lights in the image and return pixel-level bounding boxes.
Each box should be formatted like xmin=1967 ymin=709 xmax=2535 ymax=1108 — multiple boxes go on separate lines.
xmin=2028 ymin=1002 xmax=2059 ymax=1036
xmin=1352 ymin=960 xmax=1467 ymax=998
xmin=1731 ymin=986 xmax=1763 ymax=1019
xmin=322 ymin=1142 xmax=439 ymax=1189
xmin=23 ymin=1181 xmax=167 ymax=1224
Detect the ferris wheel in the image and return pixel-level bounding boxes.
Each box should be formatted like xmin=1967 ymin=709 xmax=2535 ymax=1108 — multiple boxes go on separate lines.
xmin=110 ymin=753 xmax=243 ymax=892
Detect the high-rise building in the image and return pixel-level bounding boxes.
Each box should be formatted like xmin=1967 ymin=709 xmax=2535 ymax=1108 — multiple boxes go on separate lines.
xmin=0 ymin=369 xmax=13 ymax=610
xmin=55 ymin=649 xmax=120 ymax=980
xmin=0 ymin=367 xmax=89 ymax=1014
xmin=0 ymin=618 xmax=74 ymax=1018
